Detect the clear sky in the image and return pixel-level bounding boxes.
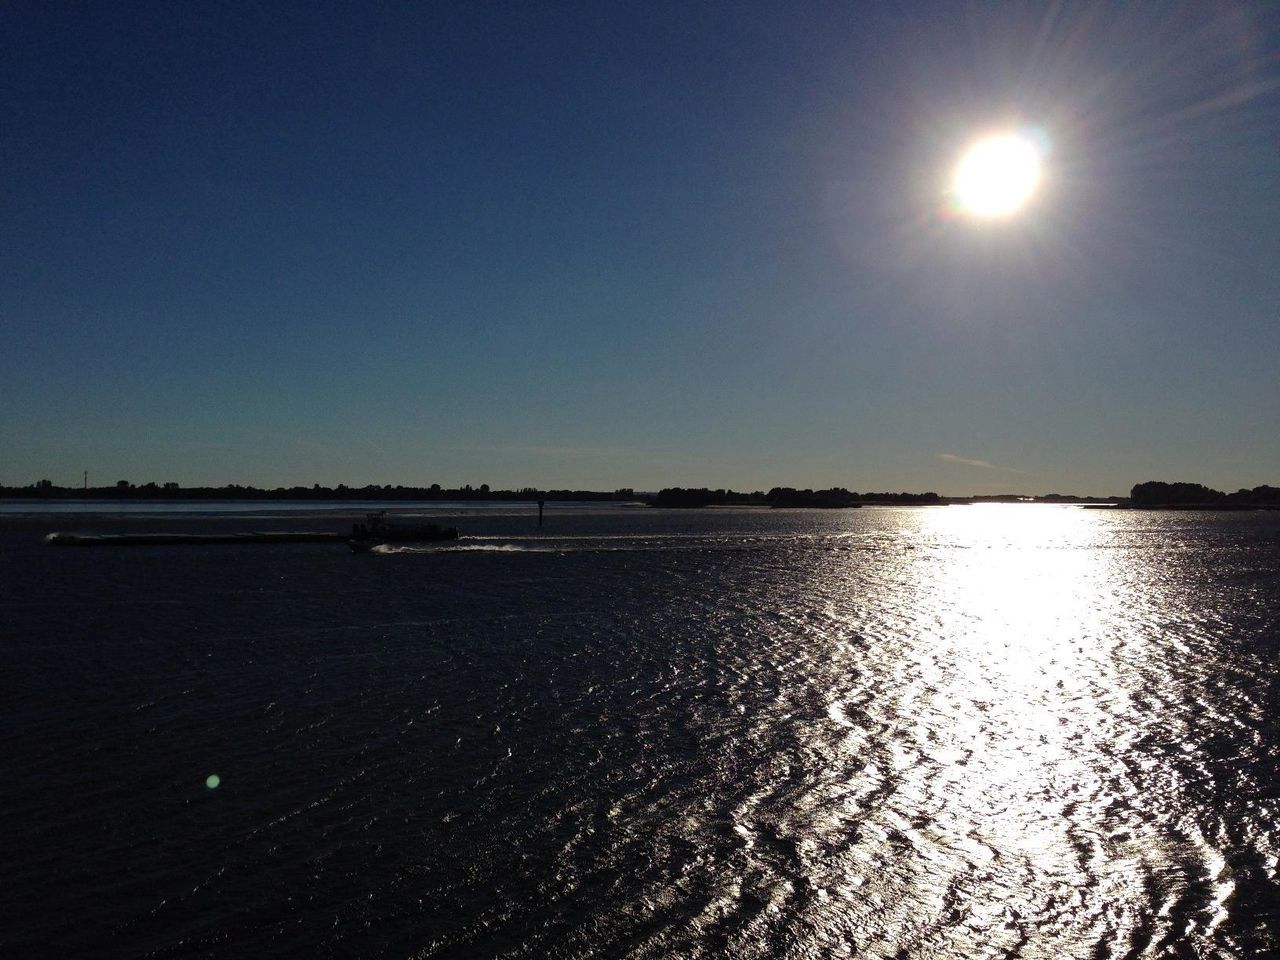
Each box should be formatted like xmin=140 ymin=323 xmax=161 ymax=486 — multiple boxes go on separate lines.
xmin=3 ymin=1 xmax=1278 ymax=495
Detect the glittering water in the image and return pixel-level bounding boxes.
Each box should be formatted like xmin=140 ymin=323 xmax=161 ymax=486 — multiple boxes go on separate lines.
xmin=3 ymin=505 xmax=1278 ymax=958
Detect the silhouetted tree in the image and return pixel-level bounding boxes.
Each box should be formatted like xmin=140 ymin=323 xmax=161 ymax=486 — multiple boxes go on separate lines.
xmin=1130 ymin=481 xmax=1225 ymax=505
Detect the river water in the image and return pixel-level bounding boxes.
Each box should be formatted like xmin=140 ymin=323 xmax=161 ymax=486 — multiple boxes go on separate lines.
xmin=3 ymin=503 xmax=1278 ymax=958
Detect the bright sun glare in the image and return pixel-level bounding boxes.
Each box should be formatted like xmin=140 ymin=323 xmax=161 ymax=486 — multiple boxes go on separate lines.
xmin=951 ymin=133 xmax=1043 ymax=218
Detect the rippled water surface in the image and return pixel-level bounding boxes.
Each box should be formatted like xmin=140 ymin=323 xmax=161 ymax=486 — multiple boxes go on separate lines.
xmin=3 ymin=504 xmax=1279 ymax=958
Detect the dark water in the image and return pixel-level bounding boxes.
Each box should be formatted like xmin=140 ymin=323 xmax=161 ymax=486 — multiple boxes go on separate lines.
xmin=3 ymin=504 xmax=1279 ymax=958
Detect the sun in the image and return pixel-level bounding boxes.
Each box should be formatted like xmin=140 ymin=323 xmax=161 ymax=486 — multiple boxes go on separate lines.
xmin=951 ymin=133 xmax=1043 ymax=218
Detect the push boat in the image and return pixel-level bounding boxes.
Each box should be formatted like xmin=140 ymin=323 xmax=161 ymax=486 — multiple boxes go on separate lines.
xmin=349 ymin=511 xmax=460 ymax=552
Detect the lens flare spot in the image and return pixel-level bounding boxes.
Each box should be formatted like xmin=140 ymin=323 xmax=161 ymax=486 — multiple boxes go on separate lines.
xmin=205 ymin=774 xmax=221 ymax=790
xmin=951 ymin=132 xmax=1043 ymax=217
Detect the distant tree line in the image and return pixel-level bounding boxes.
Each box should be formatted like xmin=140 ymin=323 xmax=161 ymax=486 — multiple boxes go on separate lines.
xmin=647 ymin=487 xmax=944 ymax=508
xmin=0 ymin=481 xmax=640 ymax=503
xmin=648 ymin=487 xmax=760 ymax=508
xmin=10 ymin=478 xmax=1274 ymax=508
xmin=1129 ymin=481 xmax=1280 ymax=508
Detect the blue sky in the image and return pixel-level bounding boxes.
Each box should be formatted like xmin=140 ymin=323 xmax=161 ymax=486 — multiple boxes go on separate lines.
xmin=3 ymin=1 xmax=1278 ymax=495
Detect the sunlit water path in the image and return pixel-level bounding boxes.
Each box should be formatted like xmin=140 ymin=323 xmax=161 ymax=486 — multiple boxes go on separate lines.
xmin=3 ymin=505 xmax=1278 ymax=958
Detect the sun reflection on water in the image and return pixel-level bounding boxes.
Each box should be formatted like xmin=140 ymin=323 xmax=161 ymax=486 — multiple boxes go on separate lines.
xmin=804 ymin=505 xmax=1226 ymax=956
xmin=907 ymin=503 xmax=1120 ymax=697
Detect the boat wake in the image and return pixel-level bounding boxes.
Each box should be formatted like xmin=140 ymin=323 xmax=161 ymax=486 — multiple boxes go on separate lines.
xmin=370 ymin=533 xmax=891 ymax=556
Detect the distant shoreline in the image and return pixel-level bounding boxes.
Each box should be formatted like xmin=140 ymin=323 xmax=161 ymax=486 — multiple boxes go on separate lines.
xmin=0 ymin=485 xmax=632 ymax=504
xmin=3 ymin=479 xmax=1276 ymax=510
xmin=2 ymin=488 xmax=1121 ymax=507
xmin=1085 ymin=502 xmax=1280 ymax=511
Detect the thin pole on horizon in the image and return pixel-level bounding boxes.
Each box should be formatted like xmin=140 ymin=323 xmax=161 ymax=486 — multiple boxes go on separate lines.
xmin=84 ymin=471 xmax=88 ymax=490
xmin=538 ymin=500 xmax=545 ymax=527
